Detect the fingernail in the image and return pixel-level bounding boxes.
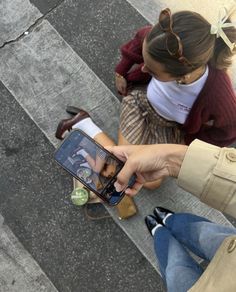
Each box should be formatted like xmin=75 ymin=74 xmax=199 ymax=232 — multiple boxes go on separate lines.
xmin=114 ymin=182 xmax=123 ymax=192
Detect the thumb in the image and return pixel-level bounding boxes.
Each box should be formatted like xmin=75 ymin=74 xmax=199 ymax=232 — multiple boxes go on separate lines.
xmin=114 ymin=160 xmax=136 ymax=192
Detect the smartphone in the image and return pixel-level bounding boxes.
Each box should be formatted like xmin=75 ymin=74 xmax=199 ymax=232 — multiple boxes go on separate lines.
xmin=54 ymin=130 xmax=136 ymax=206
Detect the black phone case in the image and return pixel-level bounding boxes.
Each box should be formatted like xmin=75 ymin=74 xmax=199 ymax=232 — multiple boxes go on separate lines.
xmin=54 ymin=130 xmax=135 ymax=206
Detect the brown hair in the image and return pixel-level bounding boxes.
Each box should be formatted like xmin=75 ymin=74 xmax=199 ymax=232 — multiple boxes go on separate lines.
xmin=146 ymin=10 xmax=236 ymax=77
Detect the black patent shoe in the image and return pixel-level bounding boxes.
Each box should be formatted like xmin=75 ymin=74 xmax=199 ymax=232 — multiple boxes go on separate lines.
xmin=153 ymin=207 xmax=174 ymax=225
xmin=145 ymin=215 xmax=160 ymax=236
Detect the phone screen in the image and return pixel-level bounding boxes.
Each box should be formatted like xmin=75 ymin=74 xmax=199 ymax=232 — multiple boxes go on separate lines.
xmin=54 ymin=130 xmax=125 ymax=204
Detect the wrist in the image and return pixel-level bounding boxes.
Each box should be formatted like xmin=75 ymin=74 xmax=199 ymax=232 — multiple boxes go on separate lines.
xmin=165 ymin=145 xmax=188 ymax=178
xmin=115 ymin=72 xmax=125 ymax=80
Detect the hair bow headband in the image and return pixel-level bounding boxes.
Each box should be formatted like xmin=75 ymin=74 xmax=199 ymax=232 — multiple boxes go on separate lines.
xmin=210 ymin=6 xmax=236 ymax=51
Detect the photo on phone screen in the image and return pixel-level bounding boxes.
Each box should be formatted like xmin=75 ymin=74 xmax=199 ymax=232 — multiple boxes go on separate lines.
xmin=54 ymin=130 xmax=130 ymax=205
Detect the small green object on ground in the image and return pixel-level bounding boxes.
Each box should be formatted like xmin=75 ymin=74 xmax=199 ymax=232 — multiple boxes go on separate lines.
xmin=71 ymin=187 xmax=89 ymax=206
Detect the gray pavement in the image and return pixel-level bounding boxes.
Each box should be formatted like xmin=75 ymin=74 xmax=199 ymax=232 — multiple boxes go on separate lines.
xmin=0 ymin=0 xmax=235 ymax=291
xmin=0 ymin=74 xmax=163 ymax=291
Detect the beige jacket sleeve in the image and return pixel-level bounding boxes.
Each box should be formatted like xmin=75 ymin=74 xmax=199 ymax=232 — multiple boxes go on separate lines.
xmin=177 ymin=139 xmax=236 ymax=218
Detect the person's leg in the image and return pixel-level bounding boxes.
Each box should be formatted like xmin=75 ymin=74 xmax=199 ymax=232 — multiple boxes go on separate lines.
xmin=117 ymin=129 xmax=130 ymax=145
xmin=165 ymin=213 xmax=236 ymax=260
xmin=92 ymin=132 xmax=116 ymax=146
xmin=56 ymin=106 xmax=115 ymax=146
xmin=154 ymin=226 xmax=203 ymax=292
xmin=142 ymin=179 xmax=163 ymax=190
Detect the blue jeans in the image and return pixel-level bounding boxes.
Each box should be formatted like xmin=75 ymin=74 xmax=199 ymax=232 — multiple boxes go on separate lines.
xmin=154 ymin=213 xmax=236 ymax=292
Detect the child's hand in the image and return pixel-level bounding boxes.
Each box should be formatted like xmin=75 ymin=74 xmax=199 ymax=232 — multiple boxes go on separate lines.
xmin=115 ymin=74 xmax=127 ymax=96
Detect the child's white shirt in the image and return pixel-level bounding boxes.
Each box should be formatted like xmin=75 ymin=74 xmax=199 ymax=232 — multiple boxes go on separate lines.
xmin=147 ymin=66 xmax=209 ymax=124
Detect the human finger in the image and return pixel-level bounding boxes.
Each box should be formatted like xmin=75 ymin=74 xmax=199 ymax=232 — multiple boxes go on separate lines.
xmin=114 ymin=158 xmax=140 ymax=192
xmin=105 ymin=145 xmax=128 ymax=162
xmin=125 ymin=180 xmax=143 ymax=196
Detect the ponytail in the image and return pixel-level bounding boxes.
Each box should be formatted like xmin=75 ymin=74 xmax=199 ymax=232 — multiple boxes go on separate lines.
xmin=210 ymin=18 xmax=236 ymax=70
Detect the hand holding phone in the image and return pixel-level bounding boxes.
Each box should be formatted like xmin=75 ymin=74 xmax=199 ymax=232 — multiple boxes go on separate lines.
xmin=54 ymin=130 xmax=136 ymax=206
